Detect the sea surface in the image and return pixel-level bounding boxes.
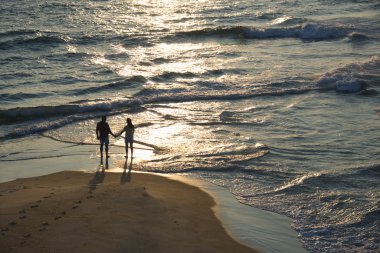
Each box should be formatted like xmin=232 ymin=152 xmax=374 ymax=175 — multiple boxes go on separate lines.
xmin=1 ymin=0 xmax=380 ymax=252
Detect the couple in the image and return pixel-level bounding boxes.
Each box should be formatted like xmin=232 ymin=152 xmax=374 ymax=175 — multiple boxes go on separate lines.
xmin=96 ymin=116 xmax=135 ymax=161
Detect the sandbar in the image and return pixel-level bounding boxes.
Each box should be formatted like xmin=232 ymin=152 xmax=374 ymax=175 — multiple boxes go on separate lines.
xmin=0 ymin=170 xmax=259 ymax=253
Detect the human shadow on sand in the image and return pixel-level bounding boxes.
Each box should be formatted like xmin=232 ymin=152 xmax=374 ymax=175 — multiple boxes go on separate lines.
xmin=121 ymin=158 xmax=132 ymax=184
xmin=88 ymin=161 xmax=107 ymax=191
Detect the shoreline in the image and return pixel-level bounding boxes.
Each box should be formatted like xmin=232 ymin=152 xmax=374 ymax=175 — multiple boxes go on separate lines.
xmin=0 ymin=170 xmax=260 ymax=253
xmin=0 ymin=135 xmax=307 ymax=253
xmin=169 ymin=175 xmax=308 ymax=253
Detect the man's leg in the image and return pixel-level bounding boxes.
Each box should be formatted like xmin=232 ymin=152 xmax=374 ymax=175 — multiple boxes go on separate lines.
xmin=99 ymin=141 xmax=104 ymax=164
xmin=104 ymin=136 xmax=110 ymax=158
xmin=100 ymin=142 xmax=104 ymax=158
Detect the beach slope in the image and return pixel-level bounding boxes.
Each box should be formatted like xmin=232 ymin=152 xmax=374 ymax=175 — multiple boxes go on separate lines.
xmin=0 ymin=171 xmax=259 ymax=253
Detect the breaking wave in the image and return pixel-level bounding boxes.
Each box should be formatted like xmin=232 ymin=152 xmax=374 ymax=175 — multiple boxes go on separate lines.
xmin=0 ymin=34 xmax=70 ymax=50
xmin=317 ymin=56 xmax=380 ymax=93
xmin=74 ymin=76 xmax=147 ymax=95
xmin=171 ymin=23 xmax=355 ymax=41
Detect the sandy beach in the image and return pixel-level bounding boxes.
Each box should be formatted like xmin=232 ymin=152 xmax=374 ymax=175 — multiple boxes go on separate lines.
xmin=0 ymin=170 xmax=259 ymax=253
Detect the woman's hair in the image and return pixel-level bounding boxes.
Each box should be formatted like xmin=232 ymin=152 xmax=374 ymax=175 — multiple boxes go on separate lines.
xmin=127 ymin=118 xmax=134 ymax=127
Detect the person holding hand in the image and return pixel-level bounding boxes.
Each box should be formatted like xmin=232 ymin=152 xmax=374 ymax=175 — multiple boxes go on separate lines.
xmin=96 ymin=116 xmax=116 ymax=162
xmin=116 ymin=118 xmax=135 ymax=159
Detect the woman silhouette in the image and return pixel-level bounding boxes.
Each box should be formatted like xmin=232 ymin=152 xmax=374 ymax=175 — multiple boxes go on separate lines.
xmin=117 ymin=118 xmax=135 ymax=158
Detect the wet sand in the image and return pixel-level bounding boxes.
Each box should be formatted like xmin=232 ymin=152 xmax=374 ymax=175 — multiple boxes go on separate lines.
xmin=0 ymin=170 xmax=259 ymax=253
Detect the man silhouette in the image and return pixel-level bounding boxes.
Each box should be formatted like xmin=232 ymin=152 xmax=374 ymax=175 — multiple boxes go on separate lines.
xmin=96 ymin=116 xmax=115 ymax=162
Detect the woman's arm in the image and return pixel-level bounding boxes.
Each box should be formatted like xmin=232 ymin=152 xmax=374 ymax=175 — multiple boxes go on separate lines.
xmin=116 ymin=126 xmax=127 ymax=137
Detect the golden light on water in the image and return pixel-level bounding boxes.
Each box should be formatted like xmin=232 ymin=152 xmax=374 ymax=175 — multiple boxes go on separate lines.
xmin=90 ymin=42 xmax=207 ymax=79
xmin=109 ymin=122 xmax=194 ymax=171
xmin=146 ymin=123 xmax=188 ymax=146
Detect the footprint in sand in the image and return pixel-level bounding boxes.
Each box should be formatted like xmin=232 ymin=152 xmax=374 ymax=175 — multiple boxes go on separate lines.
xmin=87 ymin=191 xmax=94 ymax=199
xmin=9 ymin=221 xmax=17 ymax=226
xmin=39 ymin=222 xmax=49 ymax=232
xmin=54 ymin=216 xmax=62 ymax=221
xmin=72 ymin=199 xmax=83 ymax=209
xmin=19 ymin=215 xmax=27 ymax=220
xmin=30 ymin=204 xmax=39 ymax=209
xmin=43 ymin=192 xmax=54 ymax=198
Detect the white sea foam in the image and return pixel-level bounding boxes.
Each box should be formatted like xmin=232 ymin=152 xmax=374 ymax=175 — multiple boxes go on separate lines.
xmin=317 ymin=56 xmax=380 ymax=92
xmin=273 ymin=172 xmax=323 ymax=193
xmin=243 ymin=23 xmax=350 ymax=40
xmin=317 ymin=73 xmax=365 ymax=92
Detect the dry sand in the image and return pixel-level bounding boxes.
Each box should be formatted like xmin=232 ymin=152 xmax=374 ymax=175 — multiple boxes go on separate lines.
xmin=0 ymin=170 xmax=260 ymax=253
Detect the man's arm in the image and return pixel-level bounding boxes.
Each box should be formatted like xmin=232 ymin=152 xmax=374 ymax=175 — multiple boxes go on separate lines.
xmin=96 ymin=123 xmax=99 ymax=139
xmin=108 ymin=124 xmax=116 ymax=137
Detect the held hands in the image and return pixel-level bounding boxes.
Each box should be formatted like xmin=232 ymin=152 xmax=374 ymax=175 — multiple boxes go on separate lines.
xmin=111 ymin=129 xmax=124 ymax=138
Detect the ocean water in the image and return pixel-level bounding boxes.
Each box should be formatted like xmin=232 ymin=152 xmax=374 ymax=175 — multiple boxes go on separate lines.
xmin=1 ymin=0 xmax=380 ymax=252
